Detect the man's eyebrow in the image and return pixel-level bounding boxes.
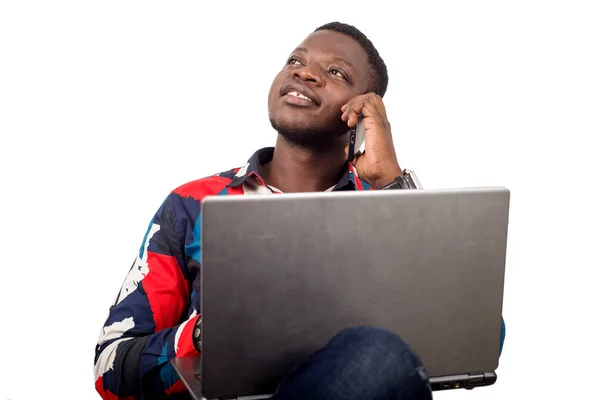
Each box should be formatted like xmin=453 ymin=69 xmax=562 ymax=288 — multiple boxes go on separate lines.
xmin=291 ymin=47 xmax=355 ymax=69
xmin=292 ymin=47 xmax=308 ymax=54
xmin=330 ymin=56 xmax=354 ymax=70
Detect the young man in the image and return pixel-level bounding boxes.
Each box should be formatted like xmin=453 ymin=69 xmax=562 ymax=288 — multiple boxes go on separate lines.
xmin=94 ymin=22 xmax=450 ymax=399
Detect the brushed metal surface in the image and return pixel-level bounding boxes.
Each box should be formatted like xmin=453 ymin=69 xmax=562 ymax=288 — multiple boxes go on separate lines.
xmin=171 ymin=356 xmax=202 ymax=400
xmin=200 ymin=187 xmax=509 ymax=399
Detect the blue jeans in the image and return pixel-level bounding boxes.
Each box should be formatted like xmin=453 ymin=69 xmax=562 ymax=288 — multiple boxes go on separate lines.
xmin=272 ymin=326 xmax=433 ymax=400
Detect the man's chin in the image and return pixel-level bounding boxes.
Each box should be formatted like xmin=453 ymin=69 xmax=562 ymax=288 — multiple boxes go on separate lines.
xmin=270 ymin=118 xmax=346 ymax=150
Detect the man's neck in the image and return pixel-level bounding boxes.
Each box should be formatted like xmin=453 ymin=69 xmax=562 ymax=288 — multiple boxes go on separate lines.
xmin=261 ymin=135 xmax=348 ymax=193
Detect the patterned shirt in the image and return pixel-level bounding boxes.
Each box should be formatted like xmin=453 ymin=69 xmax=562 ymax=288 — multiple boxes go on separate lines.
xmin=93 ymin=147 xmax=375 ymax=399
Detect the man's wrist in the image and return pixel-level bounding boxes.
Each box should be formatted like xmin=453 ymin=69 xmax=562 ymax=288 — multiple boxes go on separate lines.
xmin=371 ymin=166 xmax=404 ymax=189
xmin=380 ymin=169 xmax=422 ymax=190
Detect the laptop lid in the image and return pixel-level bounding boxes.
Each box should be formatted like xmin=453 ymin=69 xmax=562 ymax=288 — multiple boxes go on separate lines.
xmin=200 ymin=187 xmax=509 ymax=399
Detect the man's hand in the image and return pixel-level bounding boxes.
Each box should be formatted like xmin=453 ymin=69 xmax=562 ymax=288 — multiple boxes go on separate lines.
xmin=341 ymin=93 xmax=403 ymax=189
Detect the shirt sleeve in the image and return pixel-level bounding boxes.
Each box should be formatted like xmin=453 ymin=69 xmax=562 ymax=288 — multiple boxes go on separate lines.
xmin=500 ymin=317 xmax=506 ymax=356
xmin=93 ymin=194 xmax=199 ymax=399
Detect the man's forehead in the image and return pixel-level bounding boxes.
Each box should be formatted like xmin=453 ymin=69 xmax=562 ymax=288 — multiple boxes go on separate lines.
xmin=294 ymin=30 xmax=368 ymax=68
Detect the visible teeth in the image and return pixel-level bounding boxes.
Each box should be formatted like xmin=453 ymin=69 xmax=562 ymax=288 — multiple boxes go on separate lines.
xmin=288 ymin=91 xmax=312 ymax=102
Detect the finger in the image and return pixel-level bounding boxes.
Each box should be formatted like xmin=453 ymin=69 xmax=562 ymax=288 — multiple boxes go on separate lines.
xmin=343 ymin=101 xmax=364 ymax=127
xmin=347 ymin=108 xmax=362 ymax=127
xmin=353 ymin=99 xmax=386 ymax=126
xmin=344 ymin=99 xmax=366 ymax=116
xmin=365 ymin=93 xmax=388 ymax=119
xmin=341 ymin=97 xmax=366 ymax=113
xmin=360 ymin=96 xmax=388 ymax=123
xmin=341 ymin=104 xmax=360 ymax=127
xmin=341 ymin=102 xmax=359 ymax=122
xmin=342 ymin=94 xmax=388 ymax=126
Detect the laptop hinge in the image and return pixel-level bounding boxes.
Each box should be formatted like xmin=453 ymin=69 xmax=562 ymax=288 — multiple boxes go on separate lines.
xmin=466 ymin=371 xmax=497 ymax=389
xmin=468 ymin=373 xmax=485 ymax=384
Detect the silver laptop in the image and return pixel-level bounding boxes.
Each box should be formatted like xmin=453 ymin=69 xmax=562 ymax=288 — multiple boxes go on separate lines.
xmin=172 ymin=187 xmax=509 ymax=400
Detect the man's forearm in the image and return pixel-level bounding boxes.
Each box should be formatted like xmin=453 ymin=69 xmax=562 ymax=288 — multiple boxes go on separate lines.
xmin=95 ymin=315 xmax=200 ymax=399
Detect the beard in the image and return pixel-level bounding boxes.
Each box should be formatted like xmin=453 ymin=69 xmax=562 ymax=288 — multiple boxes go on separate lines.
xmin=269 ymin=115 xmax=349 ymax=152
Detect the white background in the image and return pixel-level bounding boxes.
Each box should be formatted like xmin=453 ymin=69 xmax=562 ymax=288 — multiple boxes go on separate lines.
xmin=1 ymin=1 xmax=599 ymax=399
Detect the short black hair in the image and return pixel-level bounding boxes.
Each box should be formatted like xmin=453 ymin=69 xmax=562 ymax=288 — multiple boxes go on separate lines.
xmin=315 ymin=22 xmax=388 ymax=97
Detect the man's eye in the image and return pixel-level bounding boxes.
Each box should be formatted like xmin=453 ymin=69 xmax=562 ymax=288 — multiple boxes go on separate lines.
xmin=329 ymin=69 xmax=345 ymax=79
xmin=287 ymin=57 xmax=301 ymax=65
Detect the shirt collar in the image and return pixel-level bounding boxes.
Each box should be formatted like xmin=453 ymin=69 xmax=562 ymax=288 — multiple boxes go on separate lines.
xmin=227 ymin=147 xmax=368 ymax=191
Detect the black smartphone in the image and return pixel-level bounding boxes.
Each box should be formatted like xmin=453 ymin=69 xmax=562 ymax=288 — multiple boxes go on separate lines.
xmin=347 ymin=115 xmax=365 ymax=162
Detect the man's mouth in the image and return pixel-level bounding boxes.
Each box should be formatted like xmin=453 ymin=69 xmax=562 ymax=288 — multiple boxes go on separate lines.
xmin=280 ymin=84 xmax=320 ymax=105
xmin=285 ymin=91 xmax=313 ymax=102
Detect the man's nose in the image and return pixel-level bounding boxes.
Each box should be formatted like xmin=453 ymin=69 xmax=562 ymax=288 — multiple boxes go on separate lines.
xmin=293 ymin=66 xmax=323 ymax=86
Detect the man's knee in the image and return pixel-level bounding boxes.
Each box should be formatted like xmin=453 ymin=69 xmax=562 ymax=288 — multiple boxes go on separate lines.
xmin=328 ymin=326 xmax=431 ymax=396
xmin=274 ymin=326 xmax=432 ymax=400
xmin=329 ymin=326 xmax=418 ymax=363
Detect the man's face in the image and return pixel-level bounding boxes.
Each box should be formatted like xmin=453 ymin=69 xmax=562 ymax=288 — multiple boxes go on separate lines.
xmin=268 ymin=30 xmax=371 ymax=147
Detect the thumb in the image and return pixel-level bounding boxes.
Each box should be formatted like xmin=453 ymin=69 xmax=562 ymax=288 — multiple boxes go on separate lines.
xmin=351 ymin=150 xmax=365 ymax=169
